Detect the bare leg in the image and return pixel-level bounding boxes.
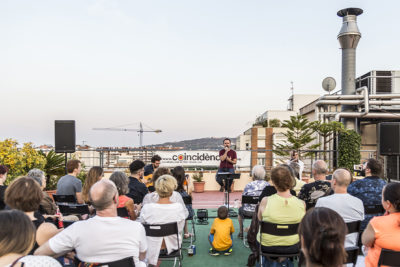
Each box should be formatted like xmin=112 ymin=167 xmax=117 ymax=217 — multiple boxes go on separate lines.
xmin=238 ymin=215 xmax=243 ymax=235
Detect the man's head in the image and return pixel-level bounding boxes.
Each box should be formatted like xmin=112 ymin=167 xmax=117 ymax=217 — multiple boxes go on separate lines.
xmin=332 ymin=168 xmax=352 ymax=192
xmin=217 ymin=205 xmax=228 ymax=220
xmin=223 ymin=138 xmax=231 ymax=149
xmin=66 ymin=160 xmax=81 ymax=176
xmin=365 ymin=158 xmax=382 ymax=177
xmin=0 ymin=165 xmax=9 ymax=184
xmin=251 ymin=165 xmax=266 ymax=181
xmin=89 ymin=179 xmax=118 ymax=212
xmin=129 ymin=160 xmax=145 ymax=177
xmin=151 ymin=155 xmax=162 ymax=169
xmin=312 ymin=160 xmax=328 ymax=180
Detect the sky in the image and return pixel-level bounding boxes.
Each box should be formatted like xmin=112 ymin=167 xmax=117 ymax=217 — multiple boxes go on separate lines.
xmin=1 ymin=0 xmax=400 ymax=147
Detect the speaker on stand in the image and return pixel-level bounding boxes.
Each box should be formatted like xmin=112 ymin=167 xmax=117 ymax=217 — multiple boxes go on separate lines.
xmin=55 ymin=120 xmax=76 ymax=174
xmin=379 ymin=122 xmax=400 ymax=182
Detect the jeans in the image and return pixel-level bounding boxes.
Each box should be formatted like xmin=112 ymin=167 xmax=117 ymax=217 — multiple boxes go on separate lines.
xmin=216 ymin=168 xmax=235 ymax=190
xmin=256 ymin=258 xmax=294 ymax=267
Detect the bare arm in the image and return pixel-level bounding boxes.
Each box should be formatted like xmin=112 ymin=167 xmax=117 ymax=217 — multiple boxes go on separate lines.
xmin=76 ymin=192 xmax=83 ymax=204
xmin=34 ymin=241 xmax=56 ymax=256
xmin=220 ymin=150 xmax=228 ymax=161
xmin=139 ymin=251 xmax=146 ymax=261
xmin=227 ymin=157 xmax=237 ymax=164
xmin=362 ymin=222 xmax=376 ymax=247
xmin=258 ymin=197 xmax=268 ymax=221
xmin=36 ymin=222 xmax=61 ymax=246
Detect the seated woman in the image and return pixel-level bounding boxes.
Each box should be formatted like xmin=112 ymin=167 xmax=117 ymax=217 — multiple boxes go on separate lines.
xmin=0 ymin=209 xmax=61 ymax=266
xmin=140 ymin=175 xmax=186 ymax=267
xmin=362 ymin=182 xmax=400 ymax=267
xmin=299 ymin=207 xmax=347 ymax=267
xmin=5 ymin=177 xmax=60 ymax=255
xmin=172 ymin=166 xmax=194 ymax=238
xmin=257 ymin=166 xmax=306 ymax=261
xmin=27 ymin=168 xmax=57 ymax=216
xmin=82 ymin=166 xmax=104 ymax=204
xmin=109 ymin=171 xmax=139 ymax=220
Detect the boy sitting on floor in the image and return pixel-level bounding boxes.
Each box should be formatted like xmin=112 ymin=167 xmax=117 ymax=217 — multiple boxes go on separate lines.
xmin=208 ymin=206 xmax=235 ymax=256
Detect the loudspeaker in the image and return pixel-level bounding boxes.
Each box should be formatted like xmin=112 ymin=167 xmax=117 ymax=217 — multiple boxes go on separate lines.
xmin=55 ymin=120 xmax=76 ymax=153
xmin=379 ymin=122 xmax=400 ymax=155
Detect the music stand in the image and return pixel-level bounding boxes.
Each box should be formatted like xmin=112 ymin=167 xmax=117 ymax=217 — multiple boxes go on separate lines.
xmin=217 ymin=172 xmax=241 ymax=217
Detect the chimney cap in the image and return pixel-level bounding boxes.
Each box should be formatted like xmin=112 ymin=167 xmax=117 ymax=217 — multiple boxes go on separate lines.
xmin=337 ymin=8 xmax=363 ymax=17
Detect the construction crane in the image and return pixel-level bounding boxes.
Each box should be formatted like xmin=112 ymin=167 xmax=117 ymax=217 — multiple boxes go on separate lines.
xmin=93 ymin=122 xmax=162 ymax=148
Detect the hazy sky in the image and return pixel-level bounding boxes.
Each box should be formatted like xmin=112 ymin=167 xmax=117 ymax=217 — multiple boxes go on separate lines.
xmin=1 ymin=0 xmax=400 ymax=147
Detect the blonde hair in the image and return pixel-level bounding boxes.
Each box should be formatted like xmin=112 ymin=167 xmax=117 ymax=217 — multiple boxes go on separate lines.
xmin=155 ymin=175 xmax=177 ymax=198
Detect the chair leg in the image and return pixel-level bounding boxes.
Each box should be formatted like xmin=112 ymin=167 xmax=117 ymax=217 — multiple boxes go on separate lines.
xmin=191 ymin=218 xmax=196 ymax=242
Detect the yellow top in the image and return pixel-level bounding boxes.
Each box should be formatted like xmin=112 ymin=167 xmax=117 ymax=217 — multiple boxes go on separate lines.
xmin=210 ymin=218 xmax=235 ymax=251
xmin=258 ymin=194 xmax=305 ymax=247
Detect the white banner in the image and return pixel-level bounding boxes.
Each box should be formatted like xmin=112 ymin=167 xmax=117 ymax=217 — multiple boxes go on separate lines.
xmin=156 ymin=150 xmax=251 ymax=168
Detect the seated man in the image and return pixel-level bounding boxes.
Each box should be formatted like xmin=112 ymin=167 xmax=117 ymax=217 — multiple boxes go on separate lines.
xmin=347 ymin=158 xmax=386 ymax=230
xmin=126 ymin=160 xmax=148 ymax=205
xmin=56 ymin=160 xmax=83 ymax=204
xmin=298 ymin=160 xmax=332 ymax=210
xmin=35 ymin=180 xmax=147 ymax=267
xmin=237 ymin=165 xmax=268 ymax=239
xmin=316 ymin=168 xmax=364 ymax=247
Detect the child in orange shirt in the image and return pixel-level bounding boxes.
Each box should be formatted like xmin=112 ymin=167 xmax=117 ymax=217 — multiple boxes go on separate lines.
xmin=208 ymin=206 xmax=235 ymax=256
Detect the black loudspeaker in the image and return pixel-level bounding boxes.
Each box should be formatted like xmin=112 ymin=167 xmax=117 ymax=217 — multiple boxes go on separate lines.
xmin=379 ymin=122 xmax=400 ymax=155
xmin=55 ymin=120 xmax=76 ymax=153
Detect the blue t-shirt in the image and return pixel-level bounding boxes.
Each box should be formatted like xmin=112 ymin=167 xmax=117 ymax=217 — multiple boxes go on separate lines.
xmin=56 ymin=174 xmax=82 ymax=196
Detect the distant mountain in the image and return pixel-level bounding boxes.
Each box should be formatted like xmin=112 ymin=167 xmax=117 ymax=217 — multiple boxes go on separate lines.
xmin=148 ymin=137 xmax=237 ymax=150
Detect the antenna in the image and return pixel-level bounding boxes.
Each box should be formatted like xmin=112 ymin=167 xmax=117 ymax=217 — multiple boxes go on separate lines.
xmin=290 ymin=81 xmax=294 ymax=96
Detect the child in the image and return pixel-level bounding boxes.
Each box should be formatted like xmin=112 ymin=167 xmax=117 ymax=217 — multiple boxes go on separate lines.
xmin=209 ymin=206 xmax=235 ymax=256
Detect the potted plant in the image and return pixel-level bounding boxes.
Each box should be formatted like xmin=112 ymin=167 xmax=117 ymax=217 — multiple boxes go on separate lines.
xmin=192 ymin=172 xmax=205 ymax=193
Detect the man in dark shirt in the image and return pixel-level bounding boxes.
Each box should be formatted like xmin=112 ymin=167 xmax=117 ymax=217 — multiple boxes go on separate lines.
xmin=127 ymin=160 xmax=148 ymax=204
xmin=143 ymin=155 xmax=161 ymax=186
xmin=298 ymin=160 xmax=332 ymax=210
xmin=0 ymin=165 xmax=9 ymax=210
xmin=348 ymin=158 xmax=386 ymax=230
xmin=216 ymin=138 xmax=237 ymax=192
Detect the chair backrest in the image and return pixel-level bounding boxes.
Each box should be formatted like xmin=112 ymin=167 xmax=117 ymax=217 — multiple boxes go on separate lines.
xmin=378 ymin=249 xmax=400 ymax=266
xmin=76 ymin=256 xmax=135 ymax=267
xmin=345 ymin=246 xmax=359 ymax=265
xmin=259 ymin=221 xmax=299 ymax=236
xmin=346 ymin=220 xmax=361 ymax=234
xmin=53 ymin=194 xmax=77 ymax=204
xmin=364 ymin=204 xmax=384 ymax=215
xmin=143 ymin=222 xmax=179 ymax=237
xmin=117 ymin=207 xmax=130 ymax=218
xmin=58 ymin=203 xmax=90 ymax=215
xmin=182 ymin=195 xmax=192 ymax=205
xmin=62 ymin=220 xmax=76 ymax=228
xmin=242 ymin=195 xmax=260 ymax=205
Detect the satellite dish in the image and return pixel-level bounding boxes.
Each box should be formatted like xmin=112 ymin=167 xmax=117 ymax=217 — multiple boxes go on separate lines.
xmin=322 ymin=77 xmax=336 ymax=93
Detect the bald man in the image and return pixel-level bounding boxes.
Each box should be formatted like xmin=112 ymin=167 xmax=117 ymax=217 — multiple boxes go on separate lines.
xmin=316 ymin=168 xmax=364 ymax=247
xmin=36 ymin=180 xmax=147 ymax=267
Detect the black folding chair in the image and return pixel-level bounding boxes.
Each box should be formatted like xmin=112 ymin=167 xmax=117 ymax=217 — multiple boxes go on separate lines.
xmin=182 ymin=195 xmax=196 ymax=243
xmin=241 ymin=195 xmax=259 ymax=247
xmin=62 ymin=220 xmax=76 ymax=228
xmin=75 ymin=256 xmax=135 ymax=267
xmin=364 ymin=204 xmax=385 ymax=215
xmin=58 ymin=203 xmax=90 ymax=216
xmin=143 ymin=222 xmax=182 ymax=267
xmin=259 ymin=221 xmax=300 ymax=265
xmin=378 ymin=249 xmax=400 ymax=267
xmin=345 ymin=246 xmax=359 ymax=267
xmin=53 ymin=194 xmax=77 ymax=204
xmin=117 ymin=207 xmax=130 ymax=218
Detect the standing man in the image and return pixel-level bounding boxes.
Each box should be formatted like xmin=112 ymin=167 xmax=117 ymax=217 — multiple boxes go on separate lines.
xmin=143 ymin=155 xmax=161 ymax=186
xmin=56 ymin=159 xmax=83 ymax=204
xmin=216 ymin=138 xmax=237 ymax=192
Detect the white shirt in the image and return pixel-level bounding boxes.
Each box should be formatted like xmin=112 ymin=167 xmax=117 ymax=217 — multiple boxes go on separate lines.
xmin=142 ymin=191 xmax=189 ymax=218
xmin=49 ymin=216 xmax=147 ymax=267
xmin=316 ymin=193 xmax=364 ymax=247
xmin=5 ymin=256 xmax=61 ymax=267
xmin=140 ymin=202 xmax=186 ymax=265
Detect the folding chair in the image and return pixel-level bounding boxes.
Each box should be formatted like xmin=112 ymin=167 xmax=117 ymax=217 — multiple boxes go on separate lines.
xmin=378 ymin=249 xmax=400 ymax=267
xmin=58 ymin=203 xmax=90 ymax=216
xmin=117 ymin=207 xmax=130 ymax=219
xmin=345 ymin=246 xmax=359 ymax=267
xmin=182 ymin=195 xmax=196 ymax=243
xmin=143 ymin=222 xmax=182 ymax=267
xmin=364 ymin=204 xmax=384 ymax=215
xmin=75 ymin=256 xmax=135 ymax=267
xmin=259 ymin=221 xmax=300 ymax=266
xmin=53 ymin=194 xmax=77 ymax=204
xmin=241 ymin=195 xmax=259 ymax=247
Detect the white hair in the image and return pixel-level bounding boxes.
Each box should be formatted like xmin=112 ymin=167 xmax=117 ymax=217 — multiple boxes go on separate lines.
xmin=252 ymin=165 xmax=266 ymax=180
xmin=27 ymin=169 xmax=45 ymax=186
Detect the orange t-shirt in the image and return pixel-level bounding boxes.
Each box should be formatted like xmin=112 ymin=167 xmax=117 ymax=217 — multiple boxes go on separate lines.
xmin=365 ymin=212 xmax=400 ymax=267
xmin=118 ymin=195 xmax=133 ymax=208
xmin=210 ymin=218 xmax=234 ymax=251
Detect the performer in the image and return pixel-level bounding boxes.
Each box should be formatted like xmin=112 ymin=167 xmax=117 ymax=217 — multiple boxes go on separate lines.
xmin=216 ymin=138 xmax=237 ymax=192
xmin=287 ymin=150 xmax=304 ymax=179
xmin=143 ymin=154 xmax=161 ymax=187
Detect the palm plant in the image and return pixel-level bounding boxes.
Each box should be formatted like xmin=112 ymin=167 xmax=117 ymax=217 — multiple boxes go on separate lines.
xmin=40 ymin=150 xmax=66 ymax=190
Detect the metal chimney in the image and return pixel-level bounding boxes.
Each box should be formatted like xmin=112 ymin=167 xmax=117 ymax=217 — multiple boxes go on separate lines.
xmin=337 ymin=7 xmax=363 ymax=129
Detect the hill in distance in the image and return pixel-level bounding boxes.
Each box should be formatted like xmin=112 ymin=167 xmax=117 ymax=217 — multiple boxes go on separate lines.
xmin=148 ymin=137 xmax=237 ymax=150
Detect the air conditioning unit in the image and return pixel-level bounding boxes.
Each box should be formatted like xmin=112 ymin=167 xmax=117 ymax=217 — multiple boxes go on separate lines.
xmin=356 ymin=70 xmax=400 ymax=94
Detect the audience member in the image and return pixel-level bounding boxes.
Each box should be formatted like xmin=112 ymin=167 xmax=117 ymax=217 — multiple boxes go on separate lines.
xmin=35 ymin=179 xmax=147 ymax=267
xmin=257 ymin=166 xmax=305 ymax=264
xmin=0 ymin=210 xmax=61 ymax=266
xmin=27 ymin=169 xmax=57 ymax=215
xmin=0 ymin=165 xmax=9 ymax=210
xmin=258 ymin=164 xmax=296 ymax=201
xmin=147 ymin=166 xmax=170 ymax=193
xmin=5 ymin=177 xmax=59 ymax=255
xmin=126 ymin=160 xmax=148 ymax=204
xmin=172 ymin=166 xmax=194 ymax=238
xmin=82 ymin=166 xmax=103 ymax=204
xmin=56 ymin=159 xmax=83 ymax=204
xmin=298 ymin=160 xmax=332 ymax=210
xmin=209 ymin=206 xmax=234 ymax=256
xmin=237 ymin=165 xmax=268 ymax=239
xmin=362 ymin=182 xmax=400 ymax=267
xmin=140 ymin=175 xmax=186 ymax=267
xmin=316 ymin=168 xmax=364 ymax=247
xmin=109 ymin=171 xmax=138 ymax=220
xmin=348 ymin=158 xmax=386 ymax=230
xmin=143 ymin=155 xmax=162 ymax=185
xmin=299 ymin=207 xmax=347 ymax=267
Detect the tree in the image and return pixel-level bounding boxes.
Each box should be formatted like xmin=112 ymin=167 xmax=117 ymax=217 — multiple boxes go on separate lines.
xmin=274 ymin=115 xmax=320 ymax=158
xmin=338 ymin=130 xmax=361 ymax=171
xmin=269 ymin=119 xmax=281 ymax=128
xmin=311 ymin=121 xmax=345 ymax=161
